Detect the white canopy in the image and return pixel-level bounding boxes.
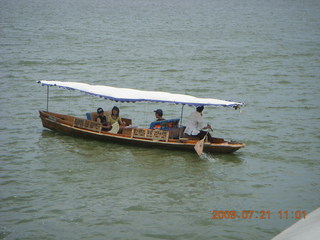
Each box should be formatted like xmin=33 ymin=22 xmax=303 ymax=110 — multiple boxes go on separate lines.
xmin=38 ymin=80 xmax=244 ymax=107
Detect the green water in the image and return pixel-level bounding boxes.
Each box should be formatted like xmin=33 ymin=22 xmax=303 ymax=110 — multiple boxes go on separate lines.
xmin=1 ymin=0 xmax=320 ymax=239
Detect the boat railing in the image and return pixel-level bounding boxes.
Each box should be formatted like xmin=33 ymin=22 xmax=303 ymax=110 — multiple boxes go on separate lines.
xmin=121 ymin=128 xmax=170 ymax=142
xmin=73 ymin=118 xmax=102 ymax=133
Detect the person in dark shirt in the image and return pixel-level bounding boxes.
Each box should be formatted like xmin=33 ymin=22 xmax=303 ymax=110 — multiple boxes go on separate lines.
xmin=96 ymin=107 xmax=112 ymax=131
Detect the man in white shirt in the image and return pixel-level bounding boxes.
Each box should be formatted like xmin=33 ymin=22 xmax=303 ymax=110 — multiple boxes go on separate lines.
xmin=184 ymin=106 xmax=214 ymax=143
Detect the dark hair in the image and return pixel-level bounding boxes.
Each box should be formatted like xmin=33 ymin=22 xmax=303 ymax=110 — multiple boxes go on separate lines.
xmin=112 ymin=106 xmax=120 ymax=117
xmin=196 ymin=106 xmax=204 ymax=112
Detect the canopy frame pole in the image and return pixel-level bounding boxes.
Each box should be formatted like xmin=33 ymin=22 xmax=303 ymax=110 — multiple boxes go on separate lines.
xmin=46 ymin=86 xmax=49 ymax=112
xmin=180 ymin=104 xmax=185 ymax=126
xmin=179 ymin=104 xmax=185 ymax=139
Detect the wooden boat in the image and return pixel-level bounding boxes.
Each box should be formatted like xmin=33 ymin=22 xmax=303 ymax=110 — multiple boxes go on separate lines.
xmin=38 ymin=81 xmax=245 ymax=154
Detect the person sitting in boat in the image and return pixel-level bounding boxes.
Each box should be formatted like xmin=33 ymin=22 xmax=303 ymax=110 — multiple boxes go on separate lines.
xmin=106 ymin=106 xmax=126 ymax=133
xmin=184 ymin=106 xmax=214 ymax=143
xmin=96 ymin=107 xmax=112 ymax=131
xmin=154 ymin=109 xmax=165 ymax=121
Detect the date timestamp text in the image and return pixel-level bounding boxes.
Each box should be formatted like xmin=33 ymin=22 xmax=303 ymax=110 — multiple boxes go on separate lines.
xmin=211 ymin=210 xmax=307 ymax=220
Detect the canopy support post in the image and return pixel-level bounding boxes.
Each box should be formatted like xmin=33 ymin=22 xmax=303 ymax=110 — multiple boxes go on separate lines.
xmin=179 ymin=104 xmax=185 ymax=139
xmin=46 ymin=86 xmax=49 ymax=112
xmin=180 ymin=104 xmax=185 ymax=126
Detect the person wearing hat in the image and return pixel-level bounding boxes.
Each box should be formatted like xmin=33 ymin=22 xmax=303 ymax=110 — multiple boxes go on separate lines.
xmin=184 ymin=106 xmax=214 ymax=143
xmin=96 ymin=107 xmax=112 ymax=131
xmin=154 ymin=109 xmax=165 ymax=121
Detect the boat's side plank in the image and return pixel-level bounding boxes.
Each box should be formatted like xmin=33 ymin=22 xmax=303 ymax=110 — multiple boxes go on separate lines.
xmin=41 ymin=111 xmax=75 ymax=125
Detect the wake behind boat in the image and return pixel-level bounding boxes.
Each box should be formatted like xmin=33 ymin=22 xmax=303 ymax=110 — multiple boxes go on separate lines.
xmin=37 ymin=81 xmax=245 ymax=154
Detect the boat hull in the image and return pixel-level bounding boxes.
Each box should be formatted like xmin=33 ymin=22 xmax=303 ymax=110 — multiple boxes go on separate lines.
xmin=39 ymin=111 xmax=245 ymax=154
